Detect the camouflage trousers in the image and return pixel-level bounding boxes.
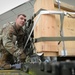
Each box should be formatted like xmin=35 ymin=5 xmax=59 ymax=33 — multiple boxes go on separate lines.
xmin=0 ymin=50 xmax=26 ymax=69
xmin=0 ymin=50 xmax=14 ymax=69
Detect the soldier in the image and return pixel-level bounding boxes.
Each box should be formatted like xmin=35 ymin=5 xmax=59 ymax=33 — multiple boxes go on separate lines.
xmin=0 ymin=14 xmax=26 ymax=69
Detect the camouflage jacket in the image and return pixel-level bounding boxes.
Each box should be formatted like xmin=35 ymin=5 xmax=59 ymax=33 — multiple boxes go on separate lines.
xmin=1 ymin=22 xmax=25 ymax=57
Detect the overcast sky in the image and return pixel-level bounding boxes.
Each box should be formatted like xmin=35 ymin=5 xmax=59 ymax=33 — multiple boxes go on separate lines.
xmin=0 ymin=0 xmax=29 ymax=15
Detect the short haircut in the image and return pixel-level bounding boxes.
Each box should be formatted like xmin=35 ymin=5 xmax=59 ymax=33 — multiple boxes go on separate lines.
xmin=17 ymin=14 xmax=26 ymax=18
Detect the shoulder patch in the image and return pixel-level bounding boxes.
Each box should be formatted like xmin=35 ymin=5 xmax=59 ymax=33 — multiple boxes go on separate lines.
xmin=2 ymin=22 xmax=15 ymax=28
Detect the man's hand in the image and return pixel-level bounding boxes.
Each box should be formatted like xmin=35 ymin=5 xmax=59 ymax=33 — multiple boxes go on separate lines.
xmin=19 ymin=52 xmax=26 ymax=62
xmin=13 ymin=49 xmax=26 ymax=62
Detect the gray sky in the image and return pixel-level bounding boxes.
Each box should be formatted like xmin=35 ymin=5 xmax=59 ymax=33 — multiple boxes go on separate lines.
xmin=0 ymin=0 xmax=29 ymax=15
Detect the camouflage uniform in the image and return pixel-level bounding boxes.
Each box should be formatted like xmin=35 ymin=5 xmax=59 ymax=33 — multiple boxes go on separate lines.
xmin=0 ymin=22 xmax=26 ymax=69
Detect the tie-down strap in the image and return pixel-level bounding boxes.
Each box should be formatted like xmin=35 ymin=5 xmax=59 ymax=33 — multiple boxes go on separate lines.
xmin=34 ymin=37 xmax=75 ymax=43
